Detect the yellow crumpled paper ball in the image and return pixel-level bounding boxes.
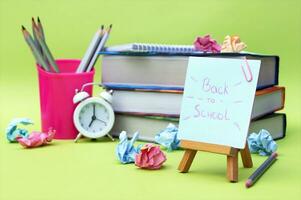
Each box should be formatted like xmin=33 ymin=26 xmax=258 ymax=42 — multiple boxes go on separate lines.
xmin=221 ymin=35 xmax=247 ymax=53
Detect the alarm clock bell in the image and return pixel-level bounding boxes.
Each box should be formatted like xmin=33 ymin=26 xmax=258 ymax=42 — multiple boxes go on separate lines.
xmin=100 ymin=90 xmax=113 ymax=103
xmin=73 ymin=91 xmax=90 ymax=104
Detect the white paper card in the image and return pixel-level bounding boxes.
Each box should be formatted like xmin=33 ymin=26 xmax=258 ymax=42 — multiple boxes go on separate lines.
xmin=178 ymin=57 xmax=261 ymax=149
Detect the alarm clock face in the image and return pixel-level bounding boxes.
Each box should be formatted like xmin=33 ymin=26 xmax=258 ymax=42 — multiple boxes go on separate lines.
xmin=73 ymin=97 xmax=115 ymax=138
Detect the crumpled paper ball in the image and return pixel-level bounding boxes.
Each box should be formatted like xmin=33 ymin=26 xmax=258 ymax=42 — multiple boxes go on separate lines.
xmin=17 ymin=128 xmax=56 ymax=148
xmin=221 ymin=35 xmax=247 ymax=53
xmin=116 ymin=131 xmax=141 ymax=164
xmin=247 ymin=129 xmax=278 ymax=156
xmin=6 ymin=118 xmax=33 ymax=142
xmin=135 ymin=144 xmax=167 ymax=169
xmin=155 ymin=123 xmax=180 ymax=151
xmin=194 ymin=35 xmax=221 ymax=53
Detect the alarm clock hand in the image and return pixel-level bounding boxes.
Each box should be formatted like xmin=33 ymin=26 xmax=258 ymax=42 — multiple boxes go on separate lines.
xmin=95 ymin=118 xmax=107 ymax=126
xmin=92 ymin=104 xmax=107 ymax=125
xmin=93 ymin=104 xmax=96 ymax=116
xmin=89 ymin=104 xmax=97 ymax=128
xmin=88 ymin=119 xmax=95 ymax=127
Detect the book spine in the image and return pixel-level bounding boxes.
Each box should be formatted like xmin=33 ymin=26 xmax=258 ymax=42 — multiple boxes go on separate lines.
xmin=103 ymin=83 xmax=185 ymax=91
xmin=103 ymin=83 xmax=283 ymax=92
xmin=278 ymin=113 xmax=287 ymax=140
xmin=115 ymin=111 xmax=180 ymax=118
xmin=111 ymin=87 xmax=285 ymax=121
xmin=112 ymin=113 xmax=286 ymax=141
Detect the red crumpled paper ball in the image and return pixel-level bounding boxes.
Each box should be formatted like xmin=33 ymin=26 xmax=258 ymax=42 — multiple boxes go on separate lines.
xmin=194 ymin=35 xmax=221 ymax=53
xmin=135 ymin=143 xmax=167 ymax=169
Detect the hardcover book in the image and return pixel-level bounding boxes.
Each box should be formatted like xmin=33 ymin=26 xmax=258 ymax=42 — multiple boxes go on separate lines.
xmin=101 ymin=53 xmax=279 ymax=90
xmin=111 ymin=86 xmax=285 ymax=120
xmin=110 ymin=113 xmax=286 ymax=142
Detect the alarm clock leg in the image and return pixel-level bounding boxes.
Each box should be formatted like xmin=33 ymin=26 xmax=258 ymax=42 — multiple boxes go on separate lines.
xmin=107 ymin=133 xmax=115 ymax=141
xmin=74 ymin=133 xmax=82 ymax=143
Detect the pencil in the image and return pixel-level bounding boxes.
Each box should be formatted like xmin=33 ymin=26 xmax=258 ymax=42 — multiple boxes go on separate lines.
xmin=85 ymin=24 xmax=112 ymax=72
xmin=34 ymin=26 xmax=60 ymax=73
xmin=32 ymin=17 xmax=42 ymax=57
xmin=76 ymin=25 xmax=104 ymax=73
xmin=34 ymin=17 xmax=49 ymax=65
xmin=37 ymin=17 xmax=45 ymax=40
xmin=245 ymin=152 xmax=278 ymax=188
xmin=22 ymin=26 xmax=50 ymax=71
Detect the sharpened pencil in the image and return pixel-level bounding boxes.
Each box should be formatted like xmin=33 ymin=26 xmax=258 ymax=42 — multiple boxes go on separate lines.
xmin=34 ymin=17 xmax=49 ymax=65
xmin=22 ymin=26 xmax=50 ymax=71
xmin=37 ymin=17 xmax=45 ymax=40
xmin=85 ymin=24 xmax=112 ymax=72
xmin=32 ymin=17 xmax=42 ymax=59
xmin=34 ymin=26 xmax=60 ymax=73
xmin=76 ymin=25 xmax=104 ymax=73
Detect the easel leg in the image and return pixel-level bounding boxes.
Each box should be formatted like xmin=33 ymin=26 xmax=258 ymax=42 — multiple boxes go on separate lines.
xmin=240 ymin=143 xmax=253 ymax=168
xmin=227 ymin=149 xmax=238 ymax=182
xmin=178 ymin=149 xmax=197 ymax=173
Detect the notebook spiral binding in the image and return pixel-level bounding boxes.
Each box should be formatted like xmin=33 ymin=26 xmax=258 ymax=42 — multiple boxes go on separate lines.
xmin=132 ymin=43 xmax=195 ymax=53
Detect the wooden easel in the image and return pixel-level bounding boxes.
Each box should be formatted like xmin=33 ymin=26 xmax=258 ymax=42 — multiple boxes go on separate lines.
xmin=178 ymin=140 xmax=253 ymax=182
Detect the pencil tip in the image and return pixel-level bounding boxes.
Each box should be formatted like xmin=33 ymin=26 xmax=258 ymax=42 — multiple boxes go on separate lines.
xmin=101 ymin=25 xmax=104 ymax=29
xmin=109 ymin=24 xmax=112 ymax=28
xmin=21 ymin=25 xmax=26 ymax=30
xmin=37 ymin=16 xmax=41 ymax=22
xmin=32 ymin=17 xmax=35 ymax=22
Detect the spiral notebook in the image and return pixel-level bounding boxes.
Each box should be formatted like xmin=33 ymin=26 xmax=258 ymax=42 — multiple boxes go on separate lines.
xmin=105 ymin=43 xmax=197 ymax=53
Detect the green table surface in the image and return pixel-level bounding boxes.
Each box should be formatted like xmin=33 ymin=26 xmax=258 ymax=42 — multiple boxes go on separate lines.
xmin=0 ymin=0 xmax=300 ymax=199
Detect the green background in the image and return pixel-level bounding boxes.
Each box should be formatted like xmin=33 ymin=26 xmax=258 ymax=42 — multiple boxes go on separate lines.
xmin=0 ymin=0 xmax=300 ymax=199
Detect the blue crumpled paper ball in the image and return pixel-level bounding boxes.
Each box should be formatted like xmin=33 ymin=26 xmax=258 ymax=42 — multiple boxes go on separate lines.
xmin=6 ymin=118 xmax=33 ymax=142
xmin=247 ymin=129 xmax=278 ymax=156
xmin=116 ymin=131 xmax=141 ymax=164
xmin=155 ymin=123 xmax=180 ymax=151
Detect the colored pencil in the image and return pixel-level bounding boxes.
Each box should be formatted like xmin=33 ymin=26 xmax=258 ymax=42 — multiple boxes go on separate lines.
xmin=22 ymin=26 xmax=50 ymax=71
xmin=31 ymin=18 xmax=42 ymax=58
xmin=35 ymin=17 xmax=49 ymax=65
xmin=85 ymin=24 xmax=112 ymax=72
xmin=37 ymin=17 xmax=45 ymax=40
xmin=245 ymin=152 xmax=278 ymax=188
xmin=76 ymin=25 xmax=104 ymax=73
xmin=34 ymin=26 xmax=60 ymax=73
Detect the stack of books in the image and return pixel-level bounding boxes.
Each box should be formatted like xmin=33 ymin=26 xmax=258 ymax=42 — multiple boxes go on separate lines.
xmin=101 ymin=43 xmax=286 ymax=141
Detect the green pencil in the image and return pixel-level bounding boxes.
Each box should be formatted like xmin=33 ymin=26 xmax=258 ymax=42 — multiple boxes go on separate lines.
xmin=34 ymin=26 xmax=60 ymax=73
xmin=22 ymin=26 xmax=50 ymax=72
xmin=37 ymin=17 xmax=45 ymax=40
xmin=32 ymin=18 xmax=42 ymax=59
xmin=32 ymin=17 xmax=50 ymax=65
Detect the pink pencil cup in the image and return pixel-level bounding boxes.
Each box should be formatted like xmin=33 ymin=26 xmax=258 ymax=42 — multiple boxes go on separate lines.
xmin=37 ymin=59 xmax=95 ymax=139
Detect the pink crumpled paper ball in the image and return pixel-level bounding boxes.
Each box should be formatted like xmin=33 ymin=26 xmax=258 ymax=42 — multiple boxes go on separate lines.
xmin=17 ymin=128 xmax=55 ymax=148
xmin=135 ymin=144 xmax=167 ymax=169
xmin=194 ymin=35 xmax=221 ymax=53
